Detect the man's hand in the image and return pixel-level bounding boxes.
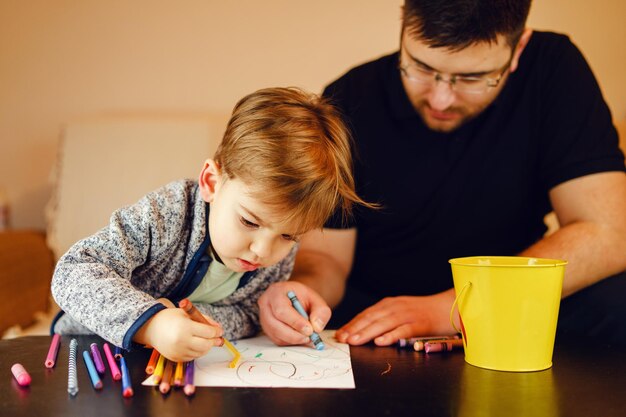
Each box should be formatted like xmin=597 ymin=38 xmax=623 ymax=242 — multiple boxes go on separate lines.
xmin=335 ymin=289 xmax=457 ymax=346
xmin=258 ymin=281 xmax=331 ymax=346
xmin=134 ymin=301 xmax=223 ymax=362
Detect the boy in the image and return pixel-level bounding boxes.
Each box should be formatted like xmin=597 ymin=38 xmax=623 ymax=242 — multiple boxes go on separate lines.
xmin=51 ymin=87 xmax=370 ymax=362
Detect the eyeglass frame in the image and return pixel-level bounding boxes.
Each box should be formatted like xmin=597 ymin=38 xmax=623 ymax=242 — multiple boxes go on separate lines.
xmin=398 ymin=43 xmax=514 ymax=95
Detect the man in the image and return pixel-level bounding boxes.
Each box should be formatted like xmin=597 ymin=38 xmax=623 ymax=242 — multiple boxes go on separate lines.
xmin=258 ymin=0 xmax=626 ymax=347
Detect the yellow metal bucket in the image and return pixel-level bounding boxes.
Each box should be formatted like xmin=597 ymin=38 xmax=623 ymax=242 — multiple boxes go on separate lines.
xmin=449 ymin=256 xmax=567 ymax=372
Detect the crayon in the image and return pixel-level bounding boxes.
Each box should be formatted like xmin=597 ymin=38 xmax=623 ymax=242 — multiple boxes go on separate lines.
xmin=153 ymin=353 xmax=166 ymax=384
xmin=397 ymin=334 xmax=461 ymax=349
xmin=120 ymin=357 xmax=134 ymax=398
xmin=45 ymin=334 xmax=61 ymax=368
xmin=287 ymin=291 xmax=325 ymax=350
xmin=90 ymin=343 xmax=106 ymax=374
xmin=179 ymin=298 xmax=242 ymax=367
xmin=424 ymin=338 xmax=464 ymax=353
xmin=82 ymin=350 xmax=103 ymax=389
xmin=11 ymin=363 xmax=31 ymax=387
xmin=145 ymin=349 xmax=159 ymax=375
xmin=159 ymin=359 xmax=173 ymax=394
xmin=412 ymin=335 xmax=461 ymax=352
xmin=183 ymin=360 xmax=195 ymax=396
xmin=67 ymin=339 xmax=79 ymax=396
xmin=103 ymin=343 xmax=122 ymax=381
xmin=174 ymin=361 xmax=184 ymax=386
xmin=114 ymin=346 xmax=123 ymax=359
xmin=397 ymin=335 xmax=448 ymax=348
xmin=222 ymin=338 xmax=241 ymax=368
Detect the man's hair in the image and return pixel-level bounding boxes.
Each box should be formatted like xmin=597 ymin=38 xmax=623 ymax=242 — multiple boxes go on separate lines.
xmin=214 ymin=87 xmax=371 ymax=233
xmin=402 ymin=0 xmax=532 ymax=50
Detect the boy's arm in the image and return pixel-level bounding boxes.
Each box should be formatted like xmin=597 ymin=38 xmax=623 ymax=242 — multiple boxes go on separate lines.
xmin=50 ymin=182 xmax=192 ymax=348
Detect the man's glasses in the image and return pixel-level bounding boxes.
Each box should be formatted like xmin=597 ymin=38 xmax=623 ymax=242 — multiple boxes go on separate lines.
xmin=398 ymin=48 xmax=512 ymax=95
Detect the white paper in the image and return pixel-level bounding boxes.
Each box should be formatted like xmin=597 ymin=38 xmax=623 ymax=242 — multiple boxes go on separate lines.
xmin=142 ymin=330 xmax=355 ymax=389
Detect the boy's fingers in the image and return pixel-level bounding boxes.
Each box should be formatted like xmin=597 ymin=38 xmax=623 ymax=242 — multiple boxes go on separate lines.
xmin=203 ymin=314 xmax=222 ymax=328
xmin=190 ymin=320 xmax=223 ymax=339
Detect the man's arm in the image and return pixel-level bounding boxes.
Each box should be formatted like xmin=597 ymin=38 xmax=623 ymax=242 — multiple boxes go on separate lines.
xmin=336 ymin=171 xmax=626 ymax=347
xmin=521 ymin=171 xmax=626 ymax=297
xmin=290 ymin=228 xmax=356 ymax=307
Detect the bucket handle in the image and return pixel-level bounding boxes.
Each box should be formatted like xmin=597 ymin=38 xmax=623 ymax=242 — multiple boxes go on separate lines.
xmin=450 ymin=282 xmax=471 ymax=334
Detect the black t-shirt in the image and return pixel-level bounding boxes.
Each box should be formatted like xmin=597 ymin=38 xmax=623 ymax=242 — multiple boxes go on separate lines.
xmin=323 ymin=31 xmax=625 ymax=299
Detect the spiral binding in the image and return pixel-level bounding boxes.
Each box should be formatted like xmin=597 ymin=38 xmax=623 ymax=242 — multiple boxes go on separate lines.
xmin=68 ymin=338 xmax=79 ymax=396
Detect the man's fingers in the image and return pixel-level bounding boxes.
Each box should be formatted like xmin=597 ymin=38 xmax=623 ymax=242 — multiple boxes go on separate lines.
xmin=336 ymin=304 xmax=392 ymax=344
xmin=374 ymin=324 xmax=416 ymax=346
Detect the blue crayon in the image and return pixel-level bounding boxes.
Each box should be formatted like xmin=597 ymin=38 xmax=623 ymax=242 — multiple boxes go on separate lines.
xmin=82 ymin=350 xmax=103 ymax=390
xmin=120 ymin=357 xmax=134 ymax=398
xmin=287 ymin=291 xmax=325 ymax=350
xmin=114 ymin=346 xmax=123 ymax=359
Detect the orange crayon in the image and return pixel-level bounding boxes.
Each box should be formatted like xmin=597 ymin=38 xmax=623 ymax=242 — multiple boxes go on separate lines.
xmin=145 ymin=349 xmax=159 ymax=375
xmin=174 ymin=361 xmax=184 ymax=386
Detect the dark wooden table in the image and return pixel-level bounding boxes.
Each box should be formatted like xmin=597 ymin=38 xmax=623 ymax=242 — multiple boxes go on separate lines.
xmin=1 ymin=335 xmax=624 ymax=416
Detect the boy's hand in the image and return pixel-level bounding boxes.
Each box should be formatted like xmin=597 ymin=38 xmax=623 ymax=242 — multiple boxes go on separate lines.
xmin=258 ymin=281 xmax=331 ymax=346
xmin=134 ymin=303 xmax=223 ymax=362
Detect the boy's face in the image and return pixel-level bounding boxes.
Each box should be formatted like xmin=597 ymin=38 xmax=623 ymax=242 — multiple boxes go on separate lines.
xmin=200 ymin=160 xmax=300 ymax=273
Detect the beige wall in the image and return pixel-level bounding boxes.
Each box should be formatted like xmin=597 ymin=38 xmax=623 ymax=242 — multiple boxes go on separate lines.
xmin=1 ymin=0 xmax=624 ymax=230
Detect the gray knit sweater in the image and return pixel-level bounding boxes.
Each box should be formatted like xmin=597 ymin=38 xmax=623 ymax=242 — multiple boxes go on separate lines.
xmin=51 ymin=180 xmax=296 ymax=349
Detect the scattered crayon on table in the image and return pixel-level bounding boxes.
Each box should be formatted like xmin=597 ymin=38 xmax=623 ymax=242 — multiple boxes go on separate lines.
xmin=145 ymin=349 xmax=159 ymax=375
xmin=83 ymin=350 xmax=103 ymax=390
xmin=103 ymin=343 xmax=121 ymax=381
xmin=153 ymin=354 xmax=166 ymax=384
xmin=174 ymin=361 xmax=184 ymax=387
xmin=424 ymin=338 xmax=464 ymax=353
xmin=120 ymin=357 xmax=134 ymax=398
xmin=11 ymin=363 xmax=31 ymax=387
xmin=90 ymin=343 xmax=106 ymax=374
xmin=45 ymin=334 xmax=61 ymax=368
xmin=183 ymin=360 xmax=195 ymax=396
xmin=159 ymin=359 xmax=173 ymax=394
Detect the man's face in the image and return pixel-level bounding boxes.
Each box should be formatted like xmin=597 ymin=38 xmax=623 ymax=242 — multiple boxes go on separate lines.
xmin=399 ymin=31 xmax=517 ymax=133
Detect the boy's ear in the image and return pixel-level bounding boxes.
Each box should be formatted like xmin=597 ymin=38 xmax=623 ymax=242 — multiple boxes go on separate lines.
xmin=198 ymin=159 xmax=222 ymax=203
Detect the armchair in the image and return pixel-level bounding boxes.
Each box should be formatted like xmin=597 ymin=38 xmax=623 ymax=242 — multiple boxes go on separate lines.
xmin=1 ymin=115 xmax=227 ymax=338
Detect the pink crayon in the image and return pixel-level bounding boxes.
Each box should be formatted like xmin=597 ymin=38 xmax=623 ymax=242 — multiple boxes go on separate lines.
xmin=11 ymin=363 xmax=32 ymax=387
xmin=424 ymin=338 xmax=464 ymax=353
xmin=45 ymin=334 xmax=61 ymax=368
xmin=103 ymin=343 xmax=122 ymax=381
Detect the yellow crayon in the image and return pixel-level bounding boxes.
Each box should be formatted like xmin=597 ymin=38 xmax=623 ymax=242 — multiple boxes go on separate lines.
xmin=153 ymin=354 xmax=166 ymax=384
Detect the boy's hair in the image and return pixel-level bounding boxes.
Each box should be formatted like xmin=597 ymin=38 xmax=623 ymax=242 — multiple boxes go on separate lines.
xmin=214 ymin=87 xmax=371 ymax=234
xmin=402 ymin=0 xmax=532 ymax=51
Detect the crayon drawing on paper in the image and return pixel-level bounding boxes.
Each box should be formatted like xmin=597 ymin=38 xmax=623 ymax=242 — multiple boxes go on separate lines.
xmin=143 ymin=330 xmax=354 ymax=389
